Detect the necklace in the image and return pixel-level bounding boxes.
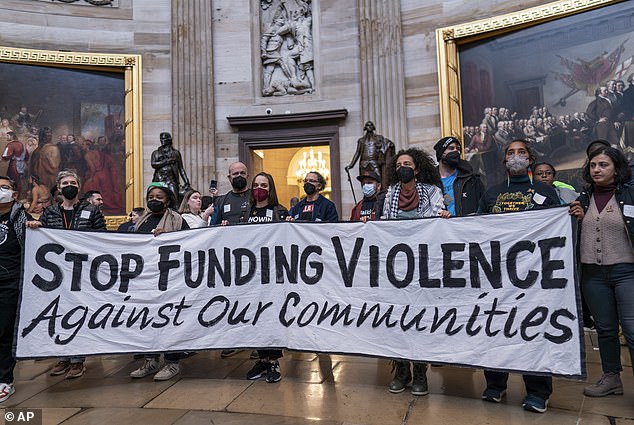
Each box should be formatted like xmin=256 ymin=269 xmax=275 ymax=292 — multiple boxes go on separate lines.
xmin=62 ymin=208 xmax=75 ymax=229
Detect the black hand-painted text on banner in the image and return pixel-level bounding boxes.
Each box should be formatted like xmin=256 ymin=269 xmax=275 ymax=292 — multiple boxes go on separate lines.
xmin=16 ymin=207 xmax=583 ymax=377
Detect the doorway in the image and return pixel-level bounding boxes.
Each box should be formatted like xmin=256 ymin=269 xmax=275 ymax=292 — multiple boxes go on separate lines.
xmin=227 ymin=108 xmax=347 ymax=214
xmin=250 ymin=145 xmax=332 ymax=208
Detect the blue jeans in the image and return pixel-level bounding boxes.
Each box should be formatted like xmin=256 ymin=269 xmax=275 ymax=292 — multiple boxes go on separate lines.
xmin=581 ymin=263 xmax=634 ymax=375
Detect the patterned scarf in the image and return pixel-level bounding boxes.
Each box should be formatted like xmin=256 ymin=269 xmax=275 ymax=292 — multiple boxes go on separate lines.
xmin=385 ymin=182 xmax=442 ymax=219
xmin=10 ymin=202 xmax=28 ymax=248
xmin=135 ymin=208 xmax=183 ymax=232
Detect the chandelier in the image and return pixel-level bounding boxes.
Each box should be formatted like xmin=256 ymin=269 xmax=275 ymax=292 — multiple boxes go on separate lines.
xmin=295 ymin=148 xmax=330 ymax=183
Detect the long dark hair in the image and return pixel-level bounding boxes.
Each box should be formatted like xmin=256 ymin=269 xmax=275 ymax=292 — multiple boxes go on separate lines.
xmin=249 ymin=172 xmax=280 ymax=207
xmin=583 ymin=146 xmax=632 ymax=187
xmin=386 ymin=148 xmax=441 ymax=188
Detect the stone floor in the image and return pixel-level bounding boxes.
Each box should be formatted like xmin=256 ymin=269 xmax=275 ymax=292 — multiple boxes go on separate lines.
xmin=1 ymin=332 xmax=632 ymax=425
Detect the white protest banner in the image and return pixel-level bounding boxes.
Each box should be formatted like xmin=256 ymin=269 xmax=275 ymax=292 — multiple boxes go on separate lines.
xmin=16 ymin=206 xmax=584 ymax=377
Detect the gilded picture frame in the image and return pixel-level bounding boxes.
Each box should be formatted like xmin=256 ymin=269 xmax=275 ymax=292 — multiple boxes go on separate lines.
xmin=0 ymin=46 xmax=143 ymax=228
xmin=436 ymin=0 xmax=632 ymax=187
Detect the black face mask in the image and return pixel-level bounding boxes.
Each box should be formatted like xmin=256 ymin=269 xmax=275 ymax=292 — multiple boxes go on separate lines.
xmin=441 ymin=151 xmax=461 ymax=168
xmin=147 ymin=199 xmax=166 ymax=213
xmin=303 ymin=182 xmax=317 ymax=196
xmin=61 ymin=185 xmax=79 ymax=200
xmin=231 ymin=176 xmax=247 ymax=191
xmin=397 ymin=166 xmax=415 ymax=183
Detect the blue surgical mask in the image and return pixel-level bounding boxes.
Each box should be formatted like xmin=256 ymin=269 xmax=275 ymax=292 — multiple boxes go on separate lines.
xmin=362 ymin=183 xmax=377 ymax=198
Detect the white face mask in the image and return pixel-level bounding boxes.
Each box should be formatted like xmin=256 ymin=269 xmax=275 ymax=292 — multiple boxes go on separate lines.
xmin=362 ymin=183 xmax=377 ymax=198
xmin=505 ymin=154 xmax=530 ymax=174
xmin=0 ymin=188 xmax=14 ymax=203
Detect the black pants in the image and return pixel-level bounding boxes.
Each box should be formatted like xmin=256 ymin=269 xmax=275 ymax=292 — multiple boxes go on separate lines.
xmin=484 ymin=370 xmax=552 ymax=400
xmin=257 ymin=349 xmax=283 ymax=360
xmin=0 ymin=287 xmax=19 ymax=384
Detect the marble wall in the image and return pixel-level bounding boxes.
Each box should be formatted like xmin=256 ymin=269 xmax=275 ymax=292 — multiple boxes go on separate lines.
xmin=0 ymin=0 xmax=547 ymax=214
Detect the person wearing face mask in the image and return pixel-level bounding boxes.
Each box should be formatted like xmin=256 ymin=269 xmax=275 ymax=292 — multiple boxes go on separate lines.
xmin=381 ymin=148 xmax=447 ymax=397
xmin=350 ymin=170 xmax=384 ymax=222
xmin=242 ymin=172 xmax=288 ymax=383
xmin=26 ymin=169 xmax=106 ymax=379
xmin=245 ymin=172 xmax=288 ymax=224
xmin=129 ymin=182 xmax=189 ymax=381
xmin=433 ymin=136 xmax=484 ymax=216
xmin=210 ymin=162 xmax=251 ymax=225
xmin=288 ymin=171 xmax=338 ymax=222
xmin=477 ymin=139 xmax=560 ymax=214
xmin=477 ymin=140 xmax=559 ymax=413
xmin=0 ymin=176 xmax=31 ymax=403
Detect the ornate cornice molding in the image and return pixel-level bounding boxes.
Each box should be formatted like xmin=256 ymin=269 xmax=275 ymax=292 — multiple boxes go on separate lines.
xmin=0 ymin=47 xmax=135 ymax=67
xmin=442 ymin=0 xmax=619 ymax=41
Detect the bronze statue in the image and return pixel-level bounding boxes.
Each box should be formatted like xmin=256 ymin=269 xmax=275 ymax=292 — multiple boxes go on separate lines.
xmin=150 ymin=132 xmax=191 ymax=201
xmin=345 ymin=121 xmax=395 ymax=187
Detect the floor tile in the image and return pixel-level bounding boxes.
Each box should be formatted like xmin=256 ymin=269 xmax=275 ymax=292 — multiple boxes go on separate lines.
xmin=227 ymin=381 xmax=412 ymax=425
xmin=144 ymin=378 xmax=251 ymax=411
xmin=174 ymin=410 xmax=342 ymax=425
xmin=60 ymin=407 xmax=187 ymax=425
xmin=408 ymin=394 xmax=611 ymax=425
xmin=16 ymin=376 xmax=176 ymax=408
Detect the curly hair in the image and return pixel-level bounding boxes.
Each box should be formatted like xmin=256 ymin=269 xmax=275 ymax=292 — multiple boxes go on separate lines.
xmin=582 ymin=146 xmax=632 ymax=187
xmin=386 ymin=148 xmax=441 ymax=188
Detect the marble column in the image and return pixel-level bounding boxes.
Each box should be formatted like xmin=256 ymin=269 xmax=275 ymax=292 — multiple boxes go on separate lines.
xmin=358 ymin=0 xmax=407 ymax=148
xmin=171 ymin=0 xmax=215 ymax=193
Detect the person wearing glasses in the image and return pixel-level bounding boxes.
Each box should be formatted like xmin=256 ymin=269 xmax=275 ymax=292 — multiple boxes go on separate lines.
xmin=288 ymin=171 xmax=338 ymax=222
xmin=533 ymin=162 xmax=578 ymax=204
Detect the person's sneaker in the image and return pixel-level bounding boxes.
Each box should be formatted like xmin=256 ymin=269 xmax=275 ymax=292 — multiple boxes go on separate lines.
xmin=265 ymin=361 xmax=281 ymax=383
xmin=0 ymin=383 xmax=15 ymax=403
xmin=584 ymin=372 xmax=624 ymax=397
xmin=388 ymin=361 xmax=411 ymax=394
xmin=220 ymin=349 xmax=242 ymax=358
xmin=522 ymin=394 xmax=548 ymax=413
xmin=246 ymin=360 xmax=270 ymax=380
xmin=130 ymin=359 xmax=161 ymax=378
xmin=153 ymin=362 xmax=180 ymax=381
xmin=482 ymin=387 xmax=506 ymax=403
xmin=49 ymin=361 xmax=71 ymax=376
xmin=250 ymin=350 xmax=260 ymax=359
xmin=65 ymin=363 xmax=86 ymax=379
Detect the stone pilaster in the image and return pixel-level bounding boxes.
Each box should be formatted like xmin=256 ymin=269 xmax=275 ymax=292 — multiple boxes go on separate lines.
xmin=171 ymin=0 xmax=215 ymax=192
xmin=358 ymin=0 xmax=407 ymax=147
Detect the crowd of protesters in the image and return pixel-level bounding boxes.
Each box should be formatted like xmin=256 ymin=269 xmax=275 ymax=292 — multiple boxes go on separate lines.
xmin=0 ymin=136 xmax=632 ymax=415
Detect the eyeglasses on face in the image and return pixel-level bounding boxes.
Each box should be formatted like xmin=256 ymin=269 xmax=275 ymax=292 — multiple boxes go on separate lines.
xmin=535 ymin=171 xmax=554 ymax=176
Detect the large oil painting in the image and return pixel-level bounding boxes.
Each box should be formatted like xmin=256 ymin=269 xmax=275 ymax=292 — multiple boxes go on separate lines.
xmin=0 ymin=47 xmax=143 ymax=222
xmin=437 ymin=0 xmax=633 ymax=188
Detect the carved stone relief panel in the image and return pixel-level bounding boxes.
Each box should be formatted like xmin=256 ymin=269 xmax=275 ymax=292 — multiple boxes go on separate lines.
xmin=260 ymin=0 xmax=314 ymax=97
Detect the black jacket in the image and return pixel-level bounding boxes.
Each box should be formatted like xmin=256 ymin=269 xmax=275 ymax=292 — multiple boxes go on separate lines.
xmin=444 ymin=160 xmax=485 ymax=216
xmin=40 ymin=202 xmax=106 ymax=231
xmin=577 ymin=184 xmax=634 ymax=249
